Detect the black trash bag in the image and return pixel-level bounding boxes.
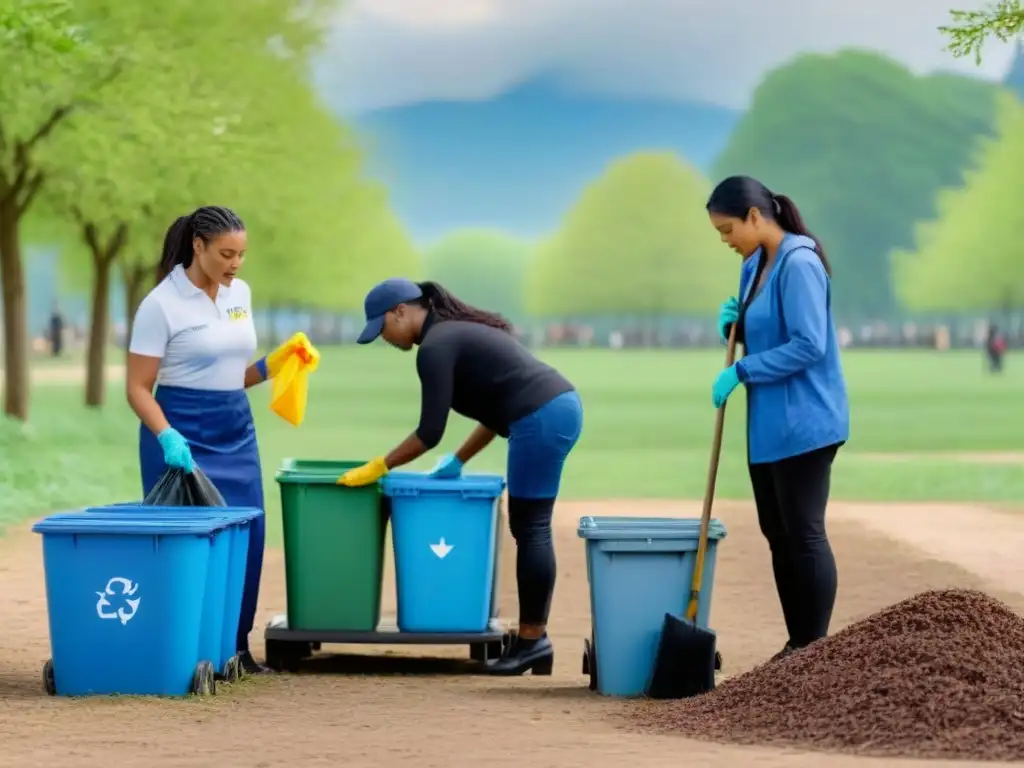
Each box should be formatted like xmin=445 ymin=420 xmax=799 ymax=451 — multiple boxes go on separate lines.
xmin=143 ymin=467 xmax=227 ymax=507
xmin=645 ymin=612 xmax=717 ymax=700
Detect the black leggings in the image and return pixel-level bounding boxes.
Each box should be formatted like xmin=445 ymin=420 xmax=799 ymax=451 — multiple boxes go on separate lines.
xmin=749 ymin=443 xmax=840 ymax=648
xmin=507 ymin=497 xmax=556 ymax=626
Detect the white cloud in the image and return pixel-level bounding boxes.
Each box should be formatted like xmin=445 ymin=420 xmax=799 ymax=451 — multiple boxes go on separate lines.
xmin=316 ymin=0 xmax=1018 ymax=115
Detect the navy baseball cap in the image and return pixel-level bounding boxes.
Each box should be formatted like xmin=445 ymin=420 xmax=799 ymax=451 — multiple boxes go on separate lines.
xmin=357 ymin=278 xmax=424 ymax=344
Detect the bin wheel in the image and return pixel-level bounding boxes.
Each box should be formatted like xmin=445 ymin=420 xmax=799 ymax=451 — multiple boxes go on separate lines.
xmin=265 ymin=639 xmax=303 ymax=673
xmin=583 ymin=635 xmax=597 ymax=692
xmin=42 ymin=659 xmax=56 ymax=696
xmin=191 ymin=660 xmax=216 ymax=696
xmin=222 ymin=656 xmax=241 ymax=684
xmin=715 ymin=650 xmax=723 ymax=672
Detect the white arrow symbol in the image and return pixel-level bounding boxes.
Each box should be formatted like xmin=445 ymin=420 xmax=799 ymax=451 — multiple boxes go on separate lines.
xmin=430 ymin=538 xmax=453 ymax=559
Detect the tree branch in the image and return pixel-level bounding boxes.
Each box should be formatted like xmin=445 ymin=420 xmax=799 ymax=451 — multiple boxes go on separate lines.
xmin=22 ymin=105 xmax=74 ymax=154
xmin=7 ymin=58 xmax=126 ymax=209
xmin=16 ymin=171 xmax=44 ymax=216
xmin=107 ymin=222 xmax=129 ymax=263
xmin=82 ymin=220 xmax=102 ymax=263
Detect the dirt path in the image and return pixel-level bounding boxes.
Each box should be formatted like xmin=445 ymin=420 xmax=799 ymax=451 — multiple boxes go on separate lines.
xmin=3 ymin=499 xmax=1024 ymax=767
xmin=0 ymin=364 xmax=125 ymax=388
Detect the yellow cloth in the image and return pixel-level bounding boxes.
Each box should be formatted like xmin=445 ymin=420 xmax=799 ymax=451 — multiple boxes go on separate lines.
xmin=337 ymin=456 xmax=389 ymax=487
xmin=268 ymin=332 xmax=320 ymax=427
xmin=266 ymin=332 xmax=316 ymax=378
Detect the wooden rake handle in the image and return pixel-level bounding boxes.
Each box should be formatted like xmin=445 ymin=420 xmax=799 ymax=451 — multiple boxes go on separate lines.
xmin=685 ymin=322 xmax=738 ymax=622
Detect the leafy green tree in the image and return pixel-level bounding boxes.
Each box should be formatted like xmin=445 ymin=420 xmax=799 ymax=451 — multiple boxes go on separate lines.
xmin=712 ymin=49 xmax=1001 ymax=317
xmin=892 ymin=93 xmax=1024 ymax=311
xmin=0 ymin=0 xmax=119 ymax=419
xmin=1005 ymin=41 xmax=1024 ymax=99
xmin=425 ymin=229 xmax=530 ymax=322
xmin=37 ymin=0 xmax=347 ymax=406
xmin=941 ymin=0 xmax=1024 ymax=62
xmin=529 ymin=152 xmax=736 ymax=318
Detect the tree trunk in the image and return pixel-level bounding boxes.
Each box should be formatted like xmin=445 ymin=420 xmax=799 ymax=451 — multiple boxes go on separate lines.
xmin=123 ymin=264 xmax=148 ymax=346
xmin=85 ymin=254 xmax=113 ymax=408
xmin=0 ymin=198 xmax=29 ymax=421
xmin=81 ymin=220 xmax=128 ymax=408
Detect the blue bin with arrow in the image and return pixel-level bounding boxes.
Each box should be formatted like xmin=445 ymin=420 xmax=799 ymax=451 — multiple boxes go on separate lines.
xmin=382 ymin=471 xmax=506 ymax=633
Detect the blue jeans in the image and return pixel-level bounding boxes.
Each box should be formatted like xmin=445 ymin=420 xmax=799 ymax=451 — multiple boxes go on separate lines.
xmin=506 ymin=390 xmax=584 ymax=499
xmin=504 ymin=390 xmax=583 ymax=625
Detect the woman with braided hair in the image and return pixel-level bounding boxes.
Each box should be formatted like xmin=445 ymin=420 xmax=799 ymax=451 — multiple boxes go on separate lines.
xmin=339 ymin=278 xmax=584 ymax=676
xmin=126 ymin=205 xmax=303 ymax=675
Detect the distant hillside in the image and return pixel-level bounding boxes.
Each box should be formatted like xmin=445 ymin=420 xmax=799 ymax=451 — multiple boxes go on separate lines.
xmin=1006 ymin=41 xmax=1024 ymax=100
xmin=344 ymin=76 xmax=740 ymax=244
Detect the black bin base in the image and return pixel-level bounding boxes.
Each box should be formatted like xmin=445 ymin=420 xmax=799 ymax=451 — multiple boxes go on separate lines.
xmin=263 ymin=614 xmax=517 ymax=673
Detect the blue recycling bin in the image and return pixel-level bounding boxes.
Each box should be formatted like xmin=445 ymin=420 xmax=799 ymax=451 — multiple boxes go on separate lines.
xmin=32 ymin=514 xmax=225 ymax=696
xmin=83 ymin=505 xmax=260 ymax=677
xmin=578 ymin=516 xmax=728 ymax=697
xmin=382 ymin=471 xmax=506 ymax=633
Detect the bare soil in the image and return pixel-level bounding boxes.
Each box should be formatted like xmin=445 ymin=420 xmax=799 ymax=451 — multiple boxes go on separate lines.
xmin=3 ymin=499 xmax=1024 ymax=768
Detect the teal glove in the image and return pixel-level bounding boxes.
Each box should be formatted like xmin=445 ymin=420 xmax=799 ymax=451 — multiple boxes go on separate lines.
xmin=712 ymin=365 xmax=741 ymax=408
xmin=157 ymin=427 xmax=195 ymax=473
xmin=429 ymin=454 xmax=463 ymax=479
xmin=717 ymin=297 xmax=739 ymax=343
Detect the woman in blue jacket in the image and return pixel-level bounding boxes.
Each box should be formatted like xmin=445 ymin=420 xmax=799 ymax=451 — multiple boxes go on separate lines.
xmin=706 ymin=175 xmax=849 ymax=661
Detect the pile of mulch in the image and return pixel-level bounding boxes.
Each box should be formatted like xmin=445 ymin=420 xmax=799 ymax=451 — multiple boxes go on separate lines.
xmin=631 ymin=589 xmax=1024 ymax=761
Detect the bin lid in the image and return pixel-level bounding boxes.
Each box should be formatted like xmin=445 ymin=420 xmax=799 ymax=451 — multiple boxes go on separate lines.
xmin=275 ymin=458 xmax=370 ymax=484
xmin=382 ymin=471 xmax=506 ymax=498
xmin=577 ymin=516 xmax=727 ymax=541
xmin=32 ymin=513 xmax=227 ymax=536
xmin=88 ymin=504 xmax=263 ymax=521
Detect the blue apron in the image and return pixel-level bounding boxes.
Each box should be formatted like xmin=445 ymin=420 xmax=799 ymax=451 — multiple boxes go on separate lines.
xmin=139 ymin=385 xmax=265 ymax=653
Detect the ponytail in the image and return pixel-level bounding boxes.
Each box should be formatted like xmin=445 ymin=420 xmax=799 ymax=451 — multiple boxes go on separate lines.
xmin=772 ymin=194 xmax=831 ymax=276
xmin=707 ymin=176 xmax=831 ymax=276
xmin=415 ymin=281 xmax=512 ymax=333
xmin=157 ymin=215 xmax=194 ymax=282
xmin=156 ymin=206 xmax=246 ymax=282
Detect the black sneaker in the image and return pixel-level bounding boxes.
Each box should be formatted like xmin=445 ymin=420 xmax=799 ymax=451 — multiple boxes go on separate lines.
xmin=485 ymin=634 xmax=554 ymax=676
xmin=239 ymin=650 xmax=271 ymax=675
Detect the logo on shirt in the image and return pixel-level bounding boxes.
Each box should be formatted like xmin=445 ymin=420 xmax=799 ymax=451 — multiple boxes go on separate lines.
xmin=226 ymin=306 xmax=249 ymax=322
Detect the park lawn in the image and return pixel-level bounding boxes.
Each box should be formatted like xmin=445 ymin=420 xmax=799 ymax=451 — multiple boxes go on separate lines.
xmin=2 ymin=347 xmax=1022 ymax=542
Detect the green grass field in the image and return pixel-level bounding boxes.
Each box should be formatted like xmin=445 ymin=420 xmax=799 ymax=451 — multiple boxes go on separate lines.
xmin=2 ymin=347 xmax=1022 ymax=539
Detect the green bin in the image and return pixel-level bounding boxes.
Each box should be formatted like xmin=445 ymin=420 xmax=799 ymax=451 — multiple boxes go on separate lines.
xmin=275 ymin=458 xmax=388 ymax=631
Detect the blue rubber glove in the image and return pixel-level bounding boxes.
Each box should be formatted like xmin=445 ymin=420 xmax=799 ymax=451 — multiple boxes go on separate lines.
xmin=712 ymin=365 xmax=741 ymax=409
xmin=429 ymin=454 xmax=463 ymax=479
xmin=157 ymin=427 xmax=195 ymax=473
xmin=717 ymin=297 xmax=739 ymax=343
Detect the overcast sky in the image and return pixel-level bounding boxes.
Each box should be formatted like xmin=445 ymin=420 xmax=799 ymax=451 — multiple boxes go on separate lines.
xmin=316 ymin=0 xmax=1018 ymax=115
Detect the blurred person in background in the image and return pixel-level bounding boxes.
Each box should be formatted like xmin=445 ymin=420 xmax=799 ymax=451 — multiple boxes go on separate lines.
xmin=338 ymin=278 xmax=584 ymax=676
xmin=708 ymin=176 xmax=849 ymax=661
xmin=49 ymin=301 xmax=64 ymax=357
xmin=125 ymin=205 xmax=307 ymax=676
xmin=986 ymin=323 xmax=1007 ymax=373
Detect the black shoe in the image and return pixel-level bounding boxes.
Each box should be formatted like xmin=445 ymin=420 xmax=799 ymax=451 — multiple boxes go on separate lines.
xmin=485 ymin=634 xmax=554 ymax=676
xmin=769 ymin=643 xmax=796 ymax=662
xmin=239 ymin=650 xmax=271 ymax=675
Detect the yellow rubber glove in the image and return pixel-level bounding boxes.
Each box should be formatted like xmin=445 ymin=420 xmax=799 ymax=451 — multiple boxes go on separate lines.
xmin=265 ymin=331 xmax=318 ymax=379
xmin=337 ymin=456 xmax=388 ymax=487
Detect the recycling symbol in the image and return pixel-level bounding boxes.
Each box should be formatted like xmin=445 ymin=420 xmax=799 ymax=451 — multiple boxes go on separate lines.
xmin=95 ymin=577 xmax=141 ymax=625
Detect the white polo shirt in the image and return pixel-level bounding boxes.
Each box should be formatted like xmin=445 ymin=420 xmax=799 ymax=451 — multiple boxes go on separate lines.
xmin=129 ymin=265 xmax=258 ymax=391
